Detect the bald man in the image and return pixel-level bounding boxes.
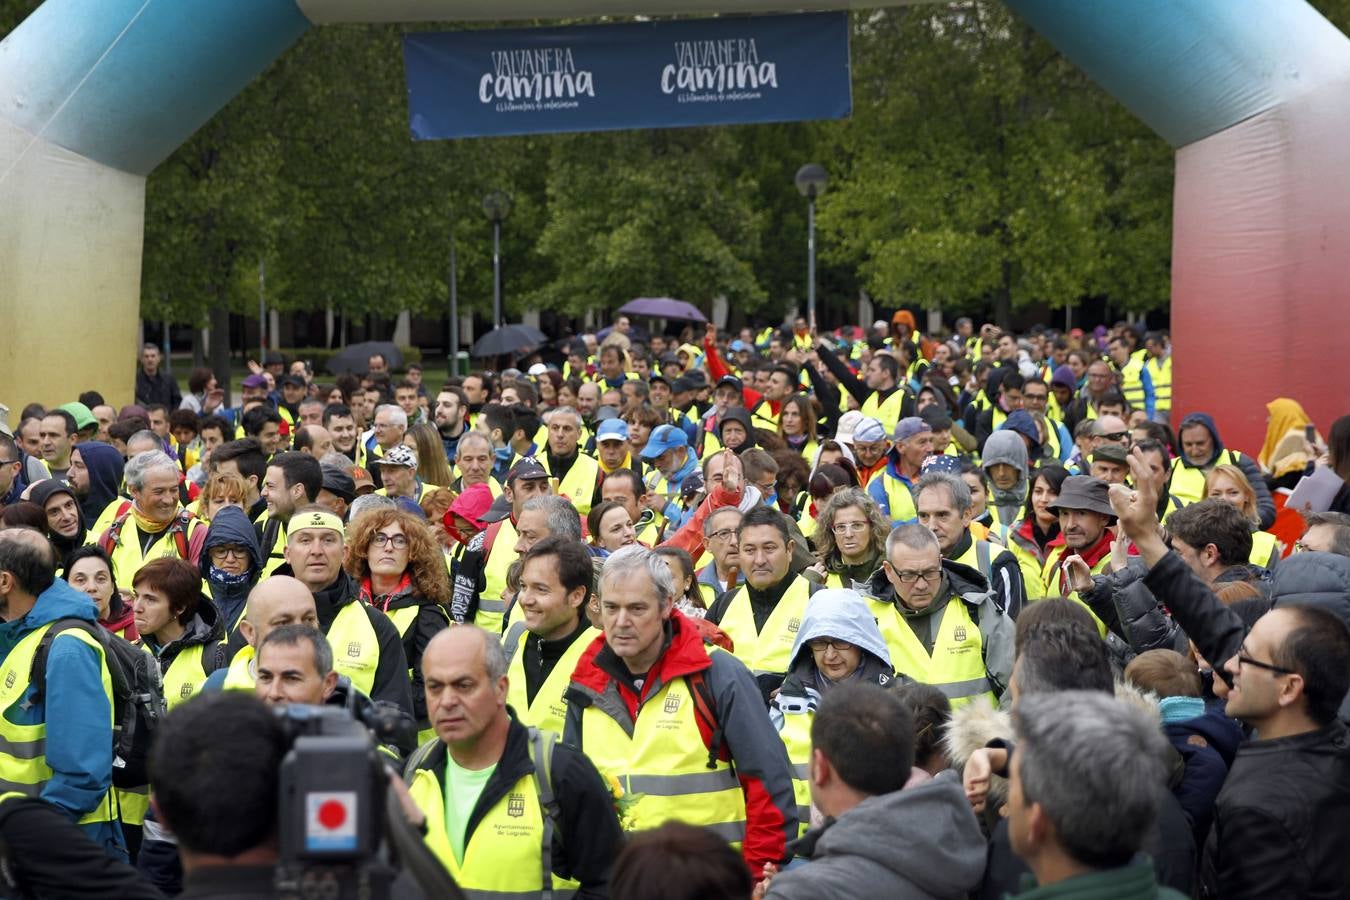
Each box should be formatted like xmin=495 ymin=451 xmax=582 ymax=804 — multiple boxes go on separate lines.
xmin=207 ymin=576 xmax=319 ymax=691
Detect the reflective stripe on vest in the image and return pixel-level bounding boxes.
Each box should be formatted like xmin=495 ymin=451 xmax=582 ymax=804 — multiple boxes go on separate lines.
xmin=718 ymin=577 xmax=814 ymax=677
xmin=775 ymin=706 xmax=814 ymax=836
xmin=874 ymin=600 xmax=993 ymax=710
xmin=1147 ymin=355 xmax=1172 ymax=410
xmin=159 ymin=643 xmax=211 ymax=710
xmin=1117 ymin=357 xmax=1146 ymax=409
xmin=326 ymin=602 xmax=381 ymax=697
xmin=117 ymin=784 xmax=150 ymax=827
xmin=580 ymin=669 xmax=745 ymax=842
xmin=222 ymin=646 xmax=256 ymax=690
xmin=479 ymin=519 xmax=520 ymax=635
xmin=0 ymin=624 xmax=118 ymax=825
xmin=408 ymin=728 xmax=576 ymax=899
xmin=861 ymin=390 xmax=907 ymax=436
xmin=506 ymin=624 xmax=600 ymax=736
xmin=1039 ymin=546 xmax=1109 ymax=635
xmin=952 ymin=538 xmax=994 ymax=586
xmin=1168 ymin=450 xmax=1239 ymax=507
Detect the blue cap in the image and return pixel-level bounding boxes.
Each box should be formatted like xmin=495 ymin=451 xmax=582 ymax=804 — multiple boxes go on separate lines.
xmin=730 ymin=340 xmax=750 ymax=353
xmin=596 ymin=419 xmax=629 ymax=443
xmin=640 ymin=424 xmax=689 ymax=459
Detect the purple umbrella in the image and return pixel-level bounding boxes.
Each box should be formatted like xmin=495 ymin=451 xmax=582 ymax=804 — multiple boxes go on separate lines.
xmin=617 ymin=297 xmax=708 ymax=323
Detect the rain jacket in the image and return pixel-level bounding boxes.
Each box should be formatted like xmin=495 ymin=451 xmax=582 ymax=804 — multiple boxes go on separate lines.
xmin=141 ymin=600 xmax=228 ymax=681
xmin=29 ymin=479 xmax=86 ymax=559
xmin=200 ymin=506 xmax=263 ymax=638
xmin=1172 ymin=413 xmax=1275 ymax=529
xmin=981 ymin=431 xmax=1029 ymax=526
xmin=73 ymin=442 xmax=125 ymax=526
xmin=763 ymin=773 xmax=986 ymax=900
xmin=0 ymin=578 xmax=122 ymax=854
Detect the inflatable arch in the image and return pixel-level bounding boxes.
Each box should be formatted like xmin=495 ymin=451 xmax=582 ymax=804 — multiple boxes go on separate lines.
xmin=3 ymin=0 xmax=1348 ymax=452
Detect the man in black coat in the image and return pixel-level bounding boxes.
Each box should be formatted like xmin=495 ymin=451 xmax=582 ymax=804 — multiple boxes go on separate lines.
xmin=134 ymin=343 xmax=182 ymax=409
xmin=1112 ymin=448 xmax=1350 ymax=900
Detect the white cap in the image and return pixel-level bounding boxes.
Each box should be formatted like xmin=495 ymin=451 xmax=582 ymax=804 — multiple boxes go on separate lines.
xmin=835 ymin=410 xmax=864 ymax=445
xmin=527 ymin=363 xmax=549 ymax=377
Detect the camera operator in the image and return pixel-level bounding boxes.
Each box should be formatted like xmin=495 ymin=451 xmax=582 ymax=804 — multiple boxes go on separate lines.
xmin=148 ymin=692 xmax=289 ymax=899
xmin=404 ymin=626 xmax=622 ymax=899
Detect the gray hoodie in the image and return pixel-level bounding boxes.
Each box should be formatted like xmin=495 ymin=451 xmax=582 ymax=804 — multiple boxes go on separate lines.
xmin=764 ymin=772 xmax=986 ymax=900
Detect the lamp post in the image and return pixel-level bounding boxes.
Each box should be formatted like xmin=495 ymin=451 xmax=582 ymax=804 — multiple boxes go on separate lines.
xmin=482 ymin=191 xmax=512 ymax=329
xmin=795 ymin=164 xmax=828 ymax=331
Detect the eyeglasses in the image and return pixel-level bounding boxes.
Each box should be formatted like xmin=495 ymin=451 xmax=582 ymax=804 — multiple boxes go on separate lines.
xmin=1292 ymin=541 xmax=1310 ymax=553
xmin=707 ymin=528 xmax=736 ymax=542
xmin=892 ymin=567 xmax=942 ymax=584
xmin=372 ymin=533 xmax=409 ymax=549
xmin=0 ymin=458 xmax=19 ymax=465
xmin=1237 ymin=649 xmax=1294 ymax=676
xmin=208 ymin=546 xmax=249 ymax=562
xmin=831 ymin=522 xmax=868 ymax=535
xmin=807 ymin=638 xmax=855 ymax=653
xmin=1099 ymin=432 xmax=1130 ymax=442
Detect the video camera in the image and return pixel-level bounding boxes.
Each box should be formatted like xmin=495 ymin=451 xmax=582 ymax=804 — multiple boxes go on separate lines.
xmin=274 ymin=704 xmax=463 ymax=900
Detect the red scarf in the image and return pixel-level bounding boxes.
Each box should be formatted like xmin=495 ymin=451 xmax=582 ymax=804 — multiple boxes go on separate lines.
xmin=360 ymin=573 xmax=411 ymax=612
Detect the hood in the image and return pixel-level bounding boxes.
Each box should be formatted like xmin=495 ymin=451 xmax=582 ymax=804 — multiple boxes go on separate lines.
xmin=982 ymin=431 xmax=1029 ymax=516
xmin=808 ymin=440 xmax=855 ymax=478
xmin=717 ymin=407 xmax=756 ymax=452
xmin=201 ymin=505 xmax=265 ymax=577
xmin=1271 ymin=551 xmax=1350 ymax=625
xmin=812 ymin=773 xmax=986 ymax=895
xmin=28 ymin=479 xmax=86 ymax=552
xmin=74 ymin=441 xmax=125 ymax=523
xmin=1178 ymin=412 xmax=1224 ymax=467
xmin=787 ymin=590 xmax=892 ymax=671
xmin=11 ymin=578 xmax=101 ymax=634
xmin=1050 ymin=364 xmax=1076 ymax=389
xmin=158 ymin=600 xmax=225 ymax=656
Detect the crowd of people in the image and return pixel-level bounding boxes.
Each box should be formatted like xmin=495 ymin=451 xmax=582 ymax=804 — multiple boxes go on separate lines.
xmin=0 ymin=311 xmax=1348 ymax=899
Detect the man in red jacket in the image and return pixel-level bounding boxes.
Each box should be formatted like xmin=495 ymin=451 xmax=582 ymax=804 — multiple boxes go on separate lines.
xmin=564 ymin=544 xmax=797 ymax=876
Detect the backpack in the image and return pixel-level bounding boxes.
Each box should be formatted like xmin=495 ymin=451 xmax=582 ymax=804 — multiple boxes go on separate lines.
xmin=99 ymin=503 xmax=192 ymax=562
xmin=687 ymin=669 xmax=731 ymax=774
xmin=29 ymin=619 xmax=169 ymax=789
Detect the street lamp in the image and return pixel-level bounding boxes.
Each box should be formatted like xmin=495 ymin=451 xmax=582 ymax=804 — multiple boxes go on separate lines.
xmin=482 ymin=190 xmax=513 ymax=329
xmin=795 ymin=164 xmax=828 ymax=331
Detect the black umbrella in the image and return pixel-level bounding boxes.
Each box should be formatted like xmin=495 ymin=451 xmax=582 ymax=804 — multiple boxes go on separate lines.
xmin=326 ymin=341 xmax=405 ymax=376
xmin=473 ymin=324 xmax=549 ymax=357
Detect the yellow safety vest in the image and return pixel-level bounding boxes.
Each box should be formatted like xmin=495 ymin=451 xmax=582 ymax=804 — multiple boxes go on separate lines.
xmin=989 ymin=523 xmax=1048 ymax=601
xmin=326 ymin=602 xmax=381 ymax=697
xmin=717 ymin=577 xmax=814 ymax=678
xmin=880 ymin=600 xmax=995 ymax=709
xmin=860 ymin=390 xmax=908 ymax=436
xmin=0 ymin=624 xmax=118 ymax=826
xmin=540 ymin=453 xmax=601 ymax=517
xmin=775 ymin=706 xmax=813 ymax=837
xmin=157 ymin=643 xmax=213 ymax=710
xmin=95 ymin=510 xmax=204 ymax=584
xmin=750 ymin=401 xmax=779 ymax=432
xmin=1116 ymin=356 xmax=1147 ymax=411
xmin=1147 ymin=355 xmax=1172 ymax=412
xmin=1250 ymin=530 xmax=1281 ymax=570
xmin=1039 ymin=545 xmax=1110 ymax=635
xmin=1168 ymin=450 xmax=1240 ymax=507
xmin=408 ymin=728 xmax=576 ymax=899
xmin=504 ymin=623 xmax=600 ymax=735
xmin=222 ymin=645 xmax=256 ymax=690
xmin=951 ymin=538 xmax=996 ymax=588
xmin=251 ymin=509 xmax=288 ymax=579
xmin=876 ymin=472 xmax=918 ymax=525
xmin=580 ymin=664 xmax=745 ymax=843
xmin=479 ymin=519 xmax=519 ymax=635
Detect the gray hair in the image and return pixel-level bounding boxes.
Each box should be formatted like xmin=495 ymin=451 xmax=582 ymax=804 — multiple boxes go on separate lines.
xmin=703 ymin=506 xmax=744 ymax=537
xmin=885 ymin=522 xmax=941 ymax=559
xmin=546 ymin=406 xmax=583 ymax=429
xmin=374 ymin=404 xmax=407 ymax=427
xmin=456 ymin=431 xmax=492 ymax=455
xmin=348 ymin=493 xmax=395 ymax=522
xmin=600 ymin=544 xmax=676 ymax=608
xmin=124 ymin=450 xmax=178 ymax=492
xmin=1013 ymin=691 xmax=1169 ymax=869
xmin=914 ymin=472 xmax=972 ymax=516
xmin=319 ymin=452 xmax=356 ymax=474
xmin=521 ymin=495 xmax=582 ymax=541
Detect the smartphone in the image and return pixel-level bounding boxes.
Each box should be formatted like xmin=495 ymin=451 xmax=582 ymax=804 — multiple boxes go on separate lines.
xmin=1306 ymin=424 xmax=1318 ymax=443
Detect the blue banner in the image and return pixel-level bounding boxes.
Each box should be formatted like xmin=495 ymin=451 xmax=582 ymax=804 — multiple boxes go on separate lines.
xmin=403 ymin=13 xmax=851 ymax=140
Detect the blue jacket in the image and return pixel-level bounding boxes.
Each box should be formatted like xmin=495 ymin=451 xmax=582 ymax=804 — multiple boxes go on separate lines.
xmin=659 ymin=450 xmax=701 ymax=528
xmin=202 ymin=505 xmax=264 ymax=633
xmin=866 ymin=454 xmax=918 ymax=525
xmin=1159 ymin=696 xmax=1243 ymax=843
xmin=0 ymin=578 xmax=121 ymax=854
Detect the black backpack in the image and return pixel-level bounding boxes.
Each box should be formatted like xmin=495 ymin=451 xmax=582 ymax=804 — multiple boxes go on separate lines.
xmin=29 ymin=618 xmax=168 ymax=789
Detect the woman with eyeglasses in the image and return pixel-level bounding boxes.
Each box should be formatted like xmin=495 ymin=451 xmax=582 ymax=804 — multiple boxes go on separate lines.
xmin=807 ymin=488 xmax=889 ymax=591
xmin=1205 ymin=463 xmax=1283 ymax=570
xmin=199 ymin=504 xmax=264 ymax=638
xmin=344 ymin=507 xmax=452 ymax=742
xmin=771 ymin=589 xmax=895 ymax=834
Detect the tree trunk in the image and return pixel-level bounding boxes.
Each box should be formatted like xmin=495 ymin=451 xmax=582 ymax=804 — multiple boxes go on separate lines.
xmin=208 ymin=305 xmax=233 ymax=407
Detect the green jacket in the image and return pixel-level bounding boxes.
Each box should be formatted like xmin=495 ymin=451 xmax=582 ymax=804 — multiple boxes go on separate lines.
xmin=1011 ymin=860 xmax=1187 ymax=900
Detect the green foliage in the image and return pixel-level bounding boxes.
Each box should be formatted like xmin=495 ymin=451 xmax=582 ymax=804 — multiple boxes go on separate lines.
xmin=278 ymin=345 xmax=421 ymax=372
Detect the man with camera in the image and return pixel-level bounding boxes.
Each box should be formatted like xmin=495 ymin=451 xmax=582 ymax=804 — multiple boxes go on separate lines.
xmin=406 ymin=626 xmax=622 ymax=899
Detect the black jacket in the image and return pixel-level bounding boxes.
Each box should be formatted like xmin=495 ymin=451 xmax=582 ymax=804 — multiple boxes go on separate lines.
xmin=370 ymin=581 xmax=452 ymax=729
xmin=1081 ymin=560 xmax=1191 ymax=664
xmin=0 ymin=796 xmax=163 ymax=899
xmin=135 ymin=369 xmax=182 ymax=410
xmin=411 ymin=715 xmax=622 ymax=900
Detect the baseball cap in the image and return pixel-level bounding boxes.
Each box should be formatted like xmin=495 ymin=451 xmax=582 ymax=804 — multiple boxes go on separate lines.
xmin=373 ymin=444 xmax=417 ymax=468
xmin=649 ymin=372 xmax=671 ymax=387
xmin=527 ymin=363 xmax=549 ymax=377
xmin=730 ymin=340 xmax=750 ymax=353
xmin=918 ymin=405 xmax=953 ymax=431
xmin=280 ymin=374 xmax=306 ymax=388
xmin=319 ymin=466 xmax=357 ymax=503
xmin=596 ymin=419 xmax=629 ymax=443
xmin=507 ymin=456 xmax=549 ymax=483
xmin=671 ymin=375 xmax=699 ymax=394
xmin=241 ymin=373 xmax=269 ymax=390
xmin=1092 ymin=443 xmax=1129 ymax=465
xmin=835 ymin=411 xmax=864 ymax=445
xmin=640 ymin=425 xmax=688 ymax=460
xmin=57 ymin=402 xmax=97 ymax=433
xmin=894 ymin=417 xmax=932 ymax=442
xmin=852 ymin=417 xmax=888 ymax=444
xmin=480 ymin=493 xmax=514 ymax=523
xmin=715 ymin=375 xmax=743 ymax=394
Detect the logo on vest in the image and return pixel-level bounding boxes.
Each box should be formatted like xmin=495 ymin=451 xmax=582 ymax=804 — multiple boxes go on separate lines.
xmin=663 ymin=693 xmax=682 ymax=714
xmin=787 ymin=617 xmax=800 ymax=633
xmin=347 ymin=642 xmax=362 ymax=659
xmin=3 ymin=670 xmax=13 ymax=690
xmin=507 ymin=793 xmax=526 ymax=818
xmin=953 ymin=625 xmax=968 ymax=642
xmin=180 ymin=683 xmax=195 ymax=699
